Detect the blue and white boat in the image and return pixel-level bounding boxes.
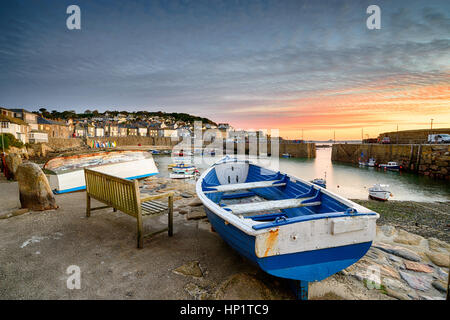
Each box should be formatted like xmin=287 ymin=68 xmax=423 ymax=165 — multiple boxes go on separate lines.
xmin=196 ymin=157 xmax=379 ymax=299
xmin=379 ymin=161 xmax=401 ymax=171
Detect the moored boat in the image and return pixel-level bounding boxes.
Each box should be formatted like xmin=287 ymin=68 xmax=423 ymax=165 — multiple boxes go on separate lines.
xmin=379 ymin=161 xmax=401 ymax=171
xmin=196 ymin=156 xmax=379 ymax=297
xmin=43 ymin=150 xmax=158 ymax=194
xmin=368 ymin=184 xmax=392 ymax=201
xmin=359 ymin=158 xmax=376 ymax=167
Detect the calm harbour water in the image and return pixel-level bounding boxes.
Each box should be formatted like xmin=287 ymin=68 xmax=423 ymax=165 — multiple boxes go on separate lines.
xmin=153 ymin=147 xmax=450 ymax=202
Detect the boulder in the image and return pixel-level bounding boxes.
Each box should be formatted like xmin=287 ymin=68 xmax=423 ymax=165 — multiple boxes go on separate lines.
xmin=425 ymin=251 xmax=449 ymax=267
xmin=5 ymin=153 xmax=22 ymax=180
xmin=16 ymin=162 xmax=58 ymax=211
xmin=427 ymin=238 xmax=450 ymax=252
xmin=394 ymin=229 xmax=424 ymax=246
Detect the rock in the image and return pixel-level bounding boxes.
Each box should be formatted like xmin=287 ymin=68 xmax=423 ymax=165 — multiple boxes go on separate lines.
xmin=184 ymin=283 xmax=209 ymax=300
xmin=5 ymin=153 xmax=22 ymax=180
xmin=16 ymin=162 xmax=58 ymax=211
xmin=382 ymin=277 xmax=408 ymax=291
xmin=399 ymin=271 xmax=432 ymax=291
xmin=384 ymin=287 xmax=410 ymax=300
xmin=173 ymin=261 xmax=203 ymax=278
xmin=394 ymin=229 xmax=424 ymax=246
xmin=213 ymin=273 xmax=273 ymax=300
xmin=186 ymin=208 xmax=207 ymax=220
xmin=428 ymin=238 xmax=450 ymax=252
xmin=425 ymin=251 xmax=449 ymax=267
xmin=188 ymin=198 xmax=203 ymax=207
xmin=388 ymin=254 xmax=402 ymax=263
xmin=435 ymin=267 xmax=448 ymax=280
xmin=419 ymin=295 xmax=445 ymax=300
xmin=432 ymin=280 xmax=447 ymax=293
xmin=403 ymin=261 xmax=434 ymax=273
xmin=373 ymin=242 xmax=421 ymax=262
xmin=380 ymin=225 xmax=396 ymax=237
xmin=178 ymin=207 xmax=189 ymax=215
xmin=380 ymin=265 xmax=401 ymax=280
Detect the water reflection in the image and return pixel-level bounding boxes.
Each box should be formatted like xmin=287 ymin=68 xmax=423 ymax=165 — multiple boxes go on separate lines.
xmin=153 ymin=148 xmax=450 ymax=202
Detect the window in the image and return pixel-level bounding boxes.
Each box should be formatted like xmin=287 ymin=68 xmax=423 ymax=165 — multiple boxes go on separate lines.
xmin=1 ymin=122 xmax=9 ymax=129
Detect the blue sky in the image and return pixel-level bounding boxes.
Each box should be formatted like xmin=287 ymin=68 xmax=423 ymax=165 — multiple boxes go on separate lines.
xmin=0 ymin=0 xmax=449 ymax=138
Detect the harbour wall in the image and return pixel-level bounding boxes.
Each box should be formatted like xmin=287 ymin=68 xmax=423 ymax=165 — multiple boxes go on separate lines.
xmin=87 ymin=136 xmax=316 ymax=158
xmin=331 ymin=143 xmax=450 ymax=180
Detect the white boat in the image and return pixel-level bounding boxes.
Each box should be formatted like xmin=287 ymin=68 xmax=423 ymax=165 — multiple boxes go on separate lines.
xmin=359 ymin=158 xmax=376 ymax=167
xmin=368 ymin=184 xmax=391 ymax=201
xmin=196 ymin=156 xmax=379 ymax=298
xmin=43 ymin=150 xmax=158 ymax=194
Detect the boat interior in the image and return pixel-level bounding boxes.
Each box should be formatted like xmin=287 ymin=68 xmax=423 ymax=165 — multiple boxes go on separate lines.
xmin=201 ymin=159 xmax=375 ymax=230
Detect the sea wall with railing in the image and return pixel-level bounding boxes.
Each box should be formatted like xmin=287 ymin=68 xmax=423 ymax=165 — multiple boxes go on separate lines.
xmin=331 ymin=143 xmax=450 ymax=180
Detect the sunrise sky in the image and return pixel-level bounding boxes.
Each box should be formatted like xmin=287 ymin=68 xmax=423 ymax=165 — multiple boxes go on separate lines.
xmin=0 ymin=0 xmax=449 ymax=140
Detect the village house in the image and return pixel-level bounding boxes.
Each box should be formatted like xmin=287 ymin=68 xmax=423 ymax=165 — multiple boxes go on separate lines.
xmin=0 ymin=113 xmax=30 ymax=143
xmin=10 ymin=108 xmax=39 ymax=131
xmin=105 ymin=123 xmax=119 ymax=137
xmin=94 ymin=125 xmax=105 ymax=137
xmin=28 ymin=130 xmax=49 ymax=143
xmin=37 ymin=117 xmax=71 ymax=138
xmin=163 ymin=126 xmax=177 ymax=138
xmin=135 ymin=122 xmax=149 ymax=136
xmin=148 ymin=123 xmax=163 ymax=137
xmin=74 ymin=125 xmax=85 ymax=137
xmin=118 ymin=124 xmax=128 ymax=137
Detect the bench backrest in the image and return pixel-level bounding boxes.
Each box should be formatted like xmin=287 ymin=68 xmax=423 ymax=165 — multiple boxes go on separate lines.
xmin=84 ymin=168 xmax=140 ymax=217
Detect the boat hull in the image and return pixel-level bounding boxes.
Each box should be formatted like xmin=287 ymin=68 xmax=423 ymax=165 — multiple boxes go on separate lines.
xmin=44 ymin=151 xmax=158 ymax=194
xmin=204 ymin=206 xmax=372 ymax=282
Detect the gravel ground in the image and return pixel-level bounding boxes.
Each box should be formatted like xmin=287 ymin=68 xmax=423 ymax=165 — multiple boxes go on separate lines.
xmin=351 ymin=199 xmax=450 ymax=243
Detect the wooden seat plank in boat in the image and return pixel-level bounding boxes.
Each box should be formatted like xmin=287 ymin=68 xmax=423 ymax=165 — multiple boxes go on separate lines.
xmin=203 ymin=180 xmax=286 ymax=194
xmin=223 ymin=198 xmax=321 ymax=215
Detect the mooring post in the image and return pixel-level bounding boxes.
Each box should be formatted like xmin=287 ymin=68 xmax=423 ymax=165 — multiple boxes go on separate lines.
xmin=290 ymin=280 xmax=309 ymax=300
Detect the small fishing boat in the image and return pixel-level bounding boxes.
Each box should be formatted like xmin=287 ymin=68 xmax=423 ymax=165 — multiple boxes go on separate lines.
xmin=196 ymin=156 xmax=379 ymax=298
xmin=149 ymin=149 xmax=161 ymax=155
xmin=170 ymin=167 xmax=199 ymax=179
xmin=379 ymin=161 xmax=401 ymax=171
xmin=359 ymin=158 xmax=376 ymax=167
xmin=310 ymin=173 xmax=327 ymax=188
xmin=368 ymin=184 xmax=392 ymax=201
xmin=281 ymin=153 xmax=291 ymax=158
xmin=310 ymin=178 xmax=326 ymax=188
xmin=43 ymin=150 xmax=158 ymax=194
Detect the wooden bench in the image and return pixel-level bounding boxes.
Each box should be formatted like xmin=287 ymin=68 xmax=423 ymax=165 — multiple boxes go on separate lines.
xmin=84 ymin=168 xmax=174 ymax=248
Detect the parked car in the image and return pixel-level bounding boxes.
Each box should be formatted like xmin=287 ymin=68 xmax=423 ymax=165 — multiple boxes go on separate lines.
xmin=381 ymin=136 xmax=391 ymax=144
xmin=428 ymin=134 xmax=450 ymax=144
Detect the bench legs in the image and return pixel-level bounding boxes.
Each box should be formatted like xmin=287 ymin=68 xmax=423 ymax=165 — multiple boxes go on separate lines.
xmin=86 ymin=194 xmax=91 ymax=217
xmin=168 ymin=195 xmax=173 ymax=237
xmin=137 ymin=212 xmax=144 ymax=249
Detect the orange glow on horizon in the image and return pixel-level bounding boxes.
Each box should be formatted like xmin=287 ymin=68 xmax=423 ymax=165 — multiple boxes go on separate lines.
xmin=220 ymin=78 xmax=450 ymax=140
